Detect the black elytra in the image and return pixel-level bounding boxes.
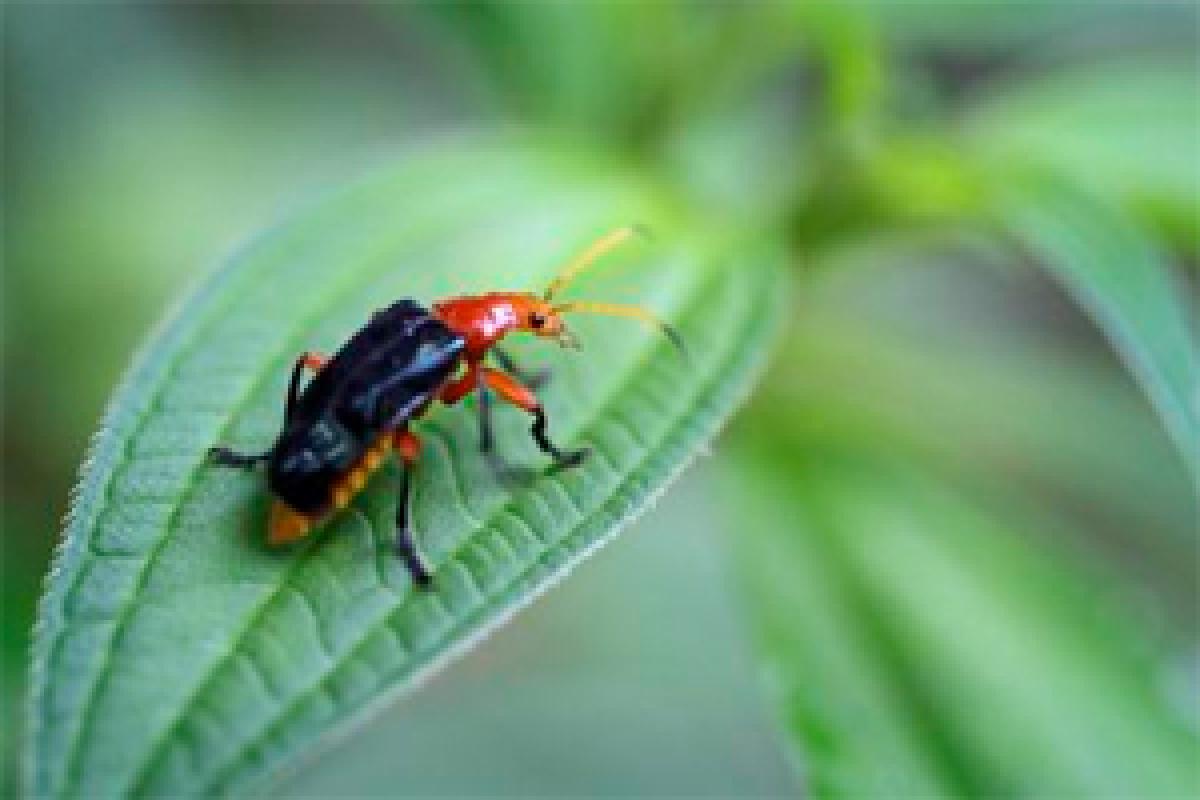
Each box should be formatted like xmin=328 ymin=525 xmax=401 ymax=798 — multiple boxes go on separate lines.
xmin=209 ymin=225 xmax=682 ymax=588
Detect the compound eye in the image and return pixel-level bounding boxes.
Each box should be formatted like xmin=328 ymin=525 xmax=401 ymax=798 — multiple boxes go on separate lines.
xmin=529 ymin=312 xmax=547 ymax=330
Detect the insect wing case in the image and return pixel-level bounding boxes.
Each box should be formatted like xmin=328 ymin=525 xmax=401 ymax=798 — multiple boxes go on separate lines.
xmin=283 ymin=300 xmax=463 ymax=433
xmin=267 ymin=418 xmax=360 ymax=514
xmin=338 ymin=299 xmax=467 ymax=432
xmin=266 ymin=300 xmax=464 ymax=514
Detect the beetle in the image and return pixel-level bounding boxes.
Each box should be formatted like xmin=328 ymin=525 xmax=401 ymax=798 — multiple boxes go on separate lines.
xmin=208 ymin=226 xmax=681 ymax=587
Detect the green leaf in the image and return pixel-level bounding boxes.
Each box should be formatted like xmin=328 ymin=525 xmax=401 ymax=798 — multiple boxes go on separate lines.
xmin=770 ymin=231 xmax=1195 ymax=556
xmin=725 ymin=467 xmax=959 ymax=799
xmin=993 ymin=177 xmax=1199 ymax=480
xmin=969 ymin=62 xmax=1200 ymax=242
xmin=27 ymin=137 xmax=785 ymax=798
xmin=867 ymin=1 xmax=1195 ymax=50
xmin=727 ymin=444 xmax=1200 ymax=798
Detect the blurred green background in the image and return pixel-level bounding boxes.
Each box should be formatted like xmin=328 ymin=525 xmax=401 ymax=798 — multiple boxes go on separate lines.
xmin=3 ymin=2 xmax=1197 ymax=796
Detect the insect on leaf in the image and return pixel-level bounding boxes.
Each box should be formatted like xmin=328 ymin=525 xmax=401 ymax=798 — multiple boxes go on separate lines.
xmin=27 ymin=137 xmax=786 ymax=797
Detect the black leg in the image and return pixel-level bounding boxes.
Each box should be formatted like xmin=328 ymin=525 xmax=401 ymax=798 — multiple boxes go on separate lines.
xmin=476 ymin=371 xmax=538 ymax=484
xmin=478 ymin=383 xmax=496 ymax=453
xmin=285 ymin=351 xmax=330 ymax=422
xmin=531 ymin=408 xmax=589 ymax=471
xmin=211 ymin=351 xmax=318 ymax=469
xmin=394 ymin=465 xmax=432 ymax=588
xmin=284 ymin=355 xmax=307 ymax=422
xmin=492 ymin=348 xmax=551 ymax=390
xmin=207 ymin=446 xmax=268 ymax=470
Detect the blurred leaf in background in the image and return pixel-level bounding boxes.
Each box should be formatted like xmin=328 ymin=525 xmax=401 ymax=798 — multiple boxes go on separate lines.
xmin=5 ymin=0 xmax=1199 ymax=797
xmin=729 ymin=232 xmax=1197 ymax=796
xmin=730 ymin=445 xmax=1197 ymax=798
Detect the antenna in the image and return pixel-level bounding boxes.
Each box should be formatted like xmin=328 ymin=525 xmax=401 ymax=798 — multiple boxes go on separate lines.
xmin=542 ymin=225 xmax=649 ymax=301
xmin=553 ymin=301 xmax=688 ymax=359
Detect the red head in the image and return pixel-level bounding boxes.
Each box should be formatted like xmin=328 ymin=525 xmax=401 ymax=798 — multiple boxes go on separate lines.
xmin=433 ymin=226 xmax=684 ymax=361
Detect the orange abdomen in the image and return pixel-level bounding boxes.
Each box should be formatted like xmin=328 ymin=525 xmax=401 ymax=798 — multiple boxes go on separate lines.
xmin=267 ymin=433 xmax=395 ymax=545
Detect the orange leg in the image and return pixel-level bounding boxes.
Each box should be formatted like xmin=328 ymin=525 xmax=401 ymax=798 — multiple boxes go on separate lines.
xmin=393 ymin=429 xmax=422 ymax=464
xmin=478 ymin=366 xmax=588 ymax=471
xmin=480 ymin=366 xmax=539 ymax=412
xmin=301 ymin=351 xmax=328 ymax=371
xmin=439 ymin=361 xmax=480 ymax=405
